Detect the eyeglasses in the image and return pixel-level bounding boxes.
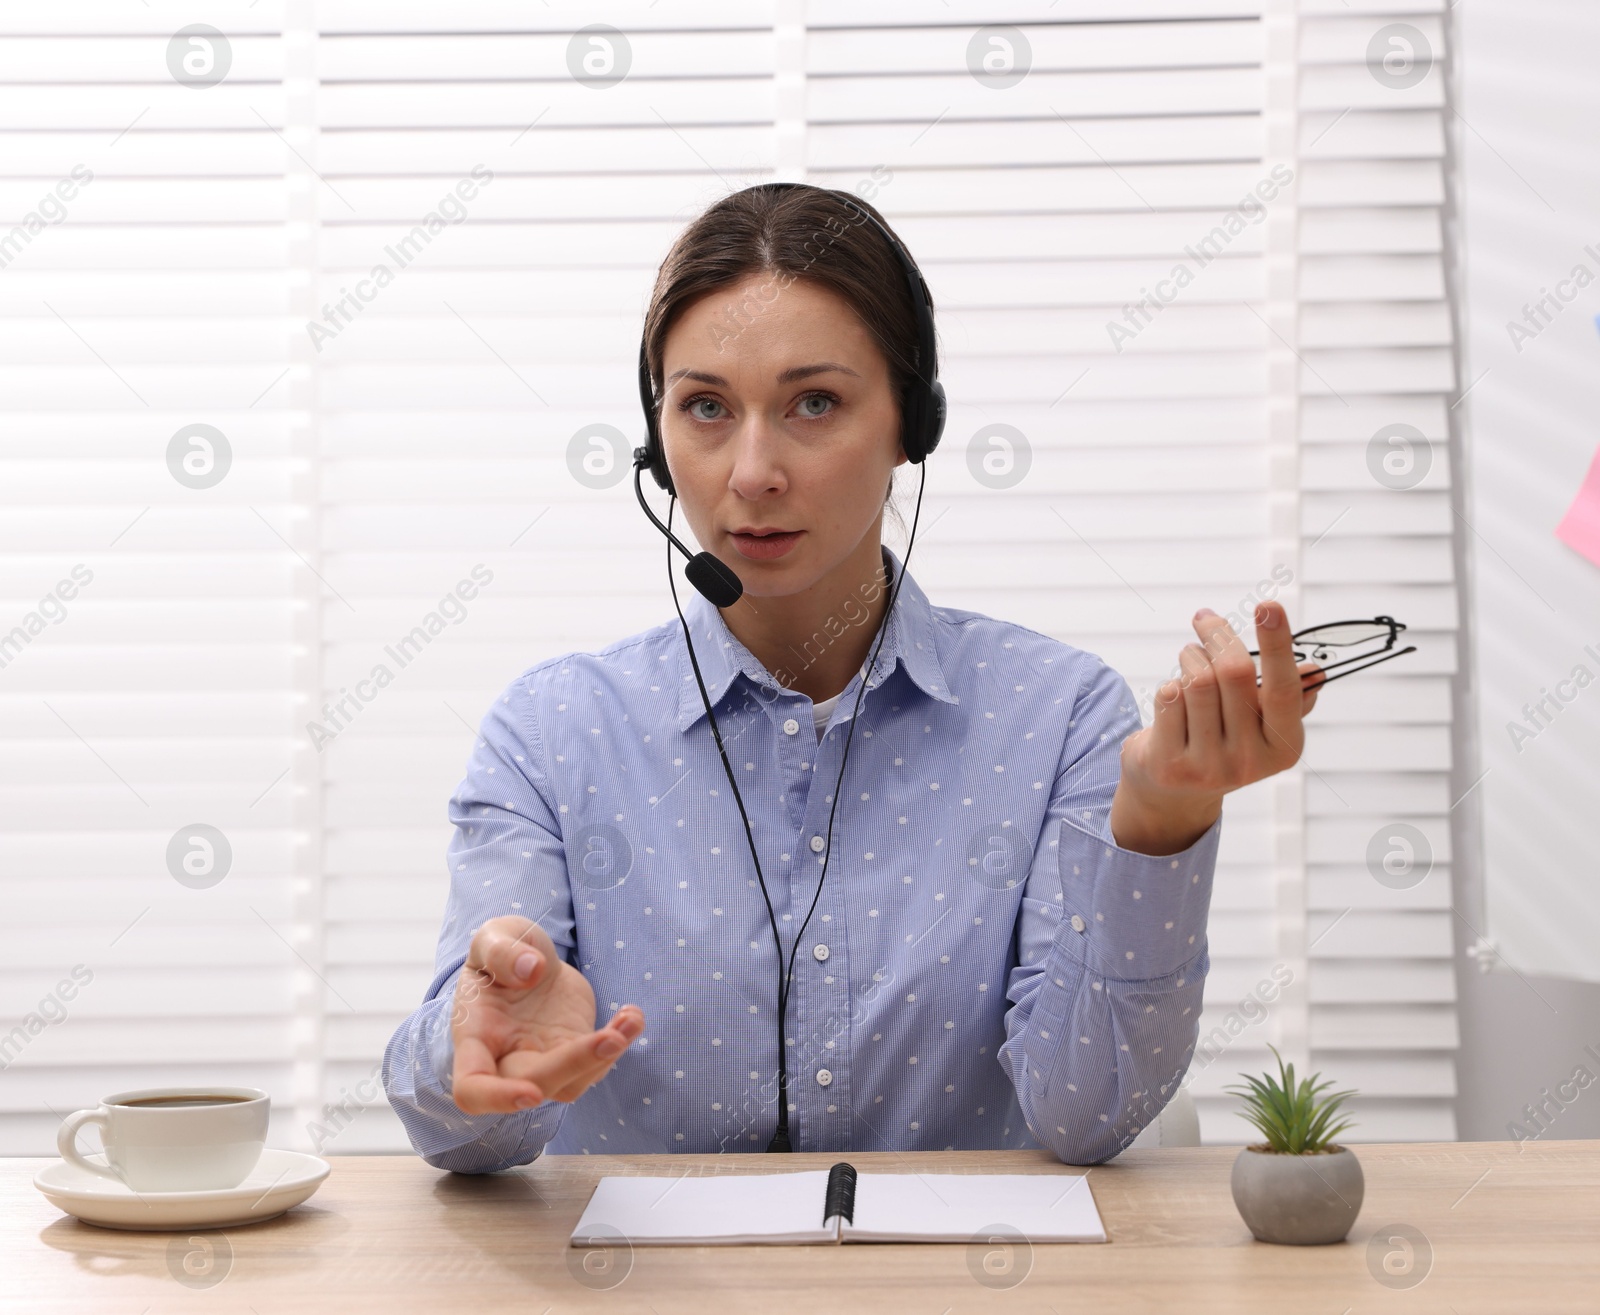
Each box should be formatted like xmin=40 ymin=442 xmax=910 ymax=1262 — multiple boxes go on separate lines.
xmin=1246 ymin=615 xmax=1418 ymax=689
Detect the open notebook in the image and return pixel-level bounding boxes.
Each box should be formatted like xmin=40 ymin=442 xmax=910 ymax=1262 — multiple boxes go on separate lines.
xmin=569 ymin=1164 xmax=1106 ymax=1246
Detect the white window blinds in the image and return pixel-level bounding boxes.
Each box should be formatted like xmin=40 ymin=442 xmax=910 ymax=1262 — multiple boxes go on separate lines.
xmin=0 ymin=0 xmax=1458 ymax=1154
xmin=0 ymin=6 xmax=301 ymax=1152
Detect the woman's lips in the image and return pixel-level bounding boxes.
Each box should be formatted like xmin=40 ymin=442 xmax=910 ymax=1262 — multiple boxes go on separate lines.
xmin=730 ymin=530 xmax=803 ymax=560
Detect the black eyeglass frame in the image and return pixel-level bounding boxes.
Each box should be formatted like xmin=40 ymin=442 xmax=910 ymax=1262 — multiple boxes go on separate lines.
xmin=1245 ymin=614 xmax=1418 ymax=689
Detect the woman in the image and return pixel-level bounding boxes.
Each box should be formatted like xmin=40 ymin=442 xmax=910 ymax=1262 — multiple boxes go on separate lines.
xmin=383 ymin=183 xmax=1323 ymax=1169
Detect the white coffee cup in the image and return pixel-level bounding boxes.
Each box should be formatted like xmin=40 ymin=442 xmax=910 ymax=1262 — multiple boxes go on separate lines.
xmin=57 ymin=1087 xmax=269 ymax=1192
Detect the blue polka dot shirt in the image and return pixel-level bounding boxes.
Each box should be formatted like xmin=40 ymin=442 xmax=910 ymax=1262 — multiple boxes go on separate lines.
xmin=383 ymin=545 xmax=1221 ymax=1169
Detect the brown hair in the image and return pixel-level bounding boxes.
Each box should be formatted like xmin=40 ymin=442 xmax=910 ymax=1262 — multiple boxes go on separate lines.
xmin=641 ymin=184 xmax=932 ymax=533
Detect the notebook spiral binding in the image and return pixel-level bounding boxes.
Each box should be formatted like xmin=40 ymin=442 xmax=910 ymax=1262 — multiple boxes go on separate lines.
xmin=822 ymin=1162 xmax=858 ymax=1228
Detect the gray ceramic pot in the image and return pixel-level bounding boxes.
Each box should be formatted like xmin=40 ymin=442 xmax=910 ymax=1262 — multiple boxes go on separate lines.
xmin=1231 ymin=1145 xmax=1364 ymax=1244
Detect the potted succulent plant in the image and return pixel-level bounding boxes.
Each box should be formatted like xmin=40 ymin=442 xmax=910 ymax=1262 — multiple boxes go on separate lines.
xmin=1226 ymin=1046 xmax=1364 ymax=1245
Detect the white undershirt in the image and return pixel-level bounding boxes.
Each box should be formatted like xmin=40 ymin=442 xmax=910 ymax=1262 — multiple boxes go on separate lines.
xmin=809 ymin=660 xmax=869 ymax=741
xmin=811 ymin=690 xmax=842 ymax=740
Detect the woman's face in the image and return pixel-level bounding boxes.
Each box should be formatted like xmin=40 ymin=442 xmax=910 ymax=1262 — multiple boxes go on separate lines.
xmin=658 ymin=270 xmax=906 ymax=600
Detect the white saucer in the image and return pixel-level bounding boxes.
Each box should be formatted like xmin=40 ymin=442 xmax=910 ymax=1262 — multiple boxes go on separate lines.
xmin=34 ymin=1147 xmax=330 ymax=1231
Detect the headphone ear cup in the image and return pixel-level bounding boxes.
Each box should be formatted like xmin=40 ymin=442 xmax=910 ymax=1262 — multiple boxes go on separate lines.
xmin=636 ymin=433 xmax=675 ymax=494
xmin=901 ymin=381 xmax=946 ymax=465
xmin=925 ymin=380 xmax=947 ymax=457
xmin=899 ymin=388 xmax=924 ymax=464
xmin=651 ymin=438 xmax=674 ymax=495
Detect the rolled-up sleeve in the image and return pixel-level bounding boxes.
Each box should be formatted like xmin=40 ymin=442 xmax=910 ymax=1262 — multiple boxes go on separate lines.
xmin=998 ymin=656 xmax=1221 ymax=1164
xmin=382 ymin=673 xmax=578 ymax=1173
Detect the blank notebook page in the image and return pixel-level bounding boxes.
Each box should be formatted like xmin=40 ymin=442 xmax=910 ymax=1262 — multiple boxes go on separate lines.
xmin=573 ymin=1169 xmax=836 ymax=1245
xmin=843 ymin=1172 xmax=1105 ymax=1243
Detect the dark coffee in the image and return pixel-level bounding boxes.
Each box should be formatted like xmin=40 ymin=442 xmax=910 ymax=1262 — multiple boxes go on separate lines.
xmin=117 ymin=1095 xmax=254 ymax=1108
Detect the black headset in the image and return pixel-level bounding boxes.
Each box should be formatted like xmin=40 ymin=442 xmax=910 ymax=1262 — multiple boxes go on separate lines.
xmin=629 ymin=181 xmax=943 ymax=1151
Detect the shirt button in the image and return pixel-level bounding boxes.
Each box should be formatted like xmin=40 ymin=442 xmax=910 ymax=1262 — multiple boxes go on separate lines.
xmin=783 ymin=718 xmax=800 ymax=735
xmin=812 ymin=943 xmax=829 ymax=962
xmin=809 ymin=835 xmax=825 ymax=853
xmin=1070 ymin=914 xmax=1086 ymax=933
xmin=816 ymin=1068 xmax=833 ymax=1087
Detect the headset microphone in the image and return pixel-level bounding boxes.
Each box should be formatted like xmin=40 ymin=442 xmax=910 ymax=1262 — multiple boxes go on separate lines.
xmin=631 ymin=461 xmax=744 ymax=607
xmin=630 ymin=182 xmax=942 ymax=1152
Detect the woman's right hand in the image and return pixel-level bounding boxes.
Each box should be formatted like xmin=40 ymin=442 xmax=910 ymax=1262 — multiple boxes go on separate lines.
xmin=448 ymin=915 xmax=645 ymax=1116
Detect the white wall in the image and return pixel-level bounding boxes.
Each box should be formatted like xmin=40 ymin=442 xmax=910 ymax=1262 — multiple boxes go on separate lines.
xmin=1452 ymin=0 xmax=1600 ymax=1138
xmin=1458 ymin=0 xmax=1600 ymax=980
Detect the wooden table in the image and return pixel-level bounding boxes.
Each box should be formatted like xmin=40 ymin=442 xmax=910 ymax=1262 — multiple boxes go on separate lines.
xmin=6 ymin=1141 xmax=1597 ymax=1312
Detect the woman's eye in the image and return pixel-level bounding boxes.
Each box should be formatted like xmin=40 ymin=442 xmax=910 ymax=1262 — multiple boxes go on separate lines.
xmin=797 ymin=393 xmax=836 ymax=417
xmin=685 ymin=397 xmax=725 ymax=421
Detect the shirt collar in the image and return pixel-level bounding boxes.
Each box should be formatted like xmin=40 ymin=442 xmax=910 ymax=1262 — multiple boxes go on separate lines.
xmin=675 ymin=544 xmax=958 ymax=733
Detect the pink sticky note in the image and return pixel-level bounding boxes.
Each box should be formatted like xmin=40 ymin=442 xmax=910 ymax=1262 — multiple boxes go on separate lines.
xmin=1556 ymin=444 xmax=1600 ymax=568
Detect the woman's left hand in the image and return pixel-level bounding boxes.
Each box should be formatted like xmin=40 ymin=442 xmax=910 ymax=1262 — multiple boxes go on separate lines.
xmin=1109 ymin=600 xmax=1325 ymax=856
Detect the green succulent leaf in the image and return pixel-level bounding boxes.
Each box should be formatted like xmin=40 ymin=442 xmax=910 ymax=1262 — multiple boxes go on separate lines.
xmin=1224 ymin=1044 xmax=1360 ymax=1153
